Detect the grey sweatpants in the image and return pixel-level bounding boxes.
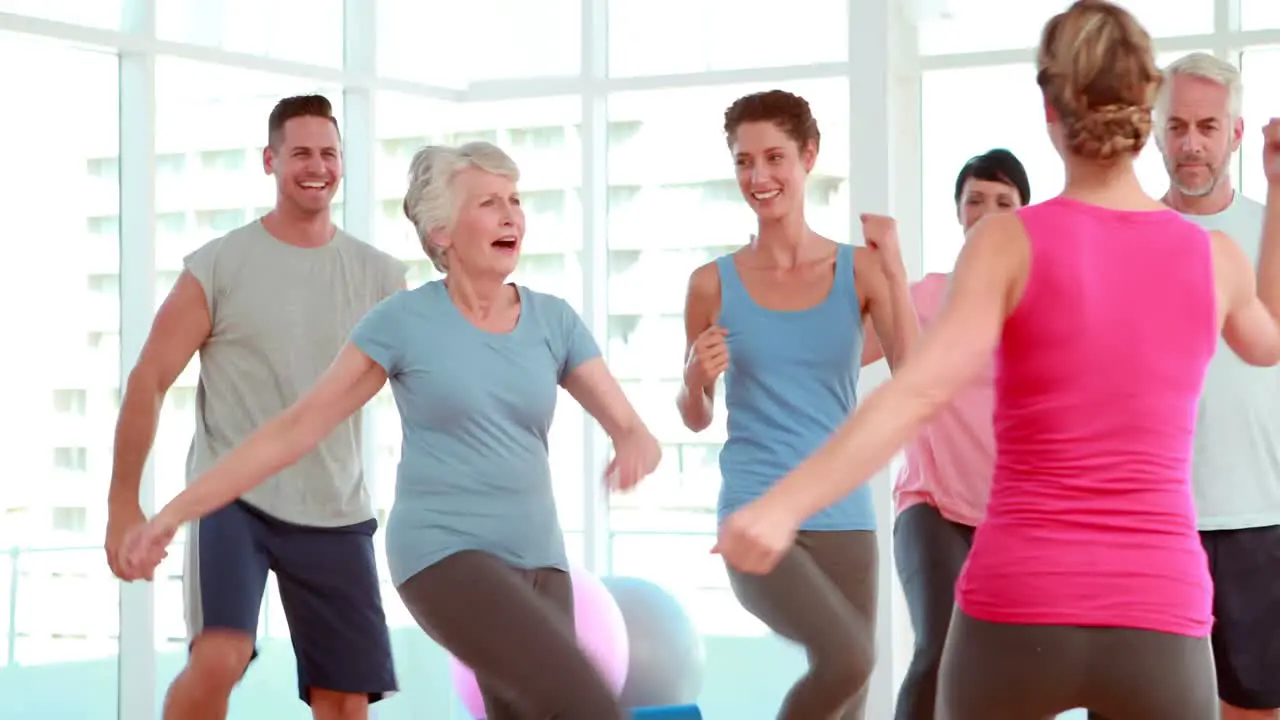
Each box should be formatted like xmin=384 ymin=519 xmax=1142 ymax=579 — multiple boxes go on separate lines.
xmin=397 ymin=550 xmax=626 ymax=720
xmin=726 ymin=529 xmax=878 ymax=720
xmin=941 ymin=609 xmax=1218 ymax=719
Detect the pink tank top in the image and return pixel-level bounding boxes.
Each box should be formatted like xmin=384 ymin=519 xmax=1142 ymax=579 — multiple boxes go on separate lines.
xmin=955 ymin=196 xmax=1218 ymax=637
xmin=894 ymin=273 xmax=996 ymax=528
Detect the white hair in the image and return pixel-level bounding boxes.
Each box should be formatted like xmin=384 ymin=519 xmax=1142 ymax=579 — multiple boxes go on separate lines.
xmin=402 ymin=141 xmax=520 ymax=272
xmin=1154 ymin=52 xmax=1243 ymax=127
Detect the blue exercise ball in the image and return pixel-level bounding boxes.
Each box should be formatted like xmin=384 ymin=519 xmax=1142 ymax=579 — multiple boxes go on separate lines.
xmin=602 ymin=576 xmax=706 ymax=707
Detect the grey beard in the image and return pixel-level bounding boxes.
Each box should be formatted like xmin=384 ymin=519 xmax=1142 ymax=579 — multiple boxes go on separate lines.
xmin=1168 ymin=164 xmax=1226 ymax=198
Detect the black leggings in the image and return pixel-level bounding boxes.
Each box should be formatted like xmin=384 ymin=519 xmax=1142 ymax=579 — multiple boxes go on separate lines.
xmin=893 ymin=503 xmax=975 ymax=720
xmin=726 ymin=529 xmax=878 ymax=720
xmin=397 ymin=550 xmax=625 ymax=720
xmin=939 ymin=609 xmax=1218 ymax=719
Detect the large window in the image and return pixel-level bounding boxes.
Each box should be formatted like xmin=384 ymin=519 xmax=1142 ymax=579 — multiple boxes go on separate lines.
xmin=604 ymin=79 xmax=850 ymax=636
xmin=376 ymin=0 xmax=581 ymax=87
xmin=0 ymin=31 xmax=119 ymax=719
xmin=156 ymin=0 xmax=345 ymax=67
xmin=917 ymin=0 xmax=1214 ymax=56
xmin=607 ymin=0 xmax=847 ymax=77
xmin=920 ymin=51 xmax=1203 ymax=273
xmin=1242 ymin=0 xmax=1280 ymax=30
xmin=0 ymin=0 xmax=121 ymax=28
xmin=1240 ymin=47 xmax=1280 ymax=203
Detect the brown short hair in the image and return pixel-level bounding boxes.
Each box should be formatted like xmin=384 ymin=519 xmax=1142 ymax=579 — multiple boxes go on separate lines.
xmin=723 ymin=90 xmax=821 ymax=152
xmin=267 ymin=94 xmax=340 ymax=149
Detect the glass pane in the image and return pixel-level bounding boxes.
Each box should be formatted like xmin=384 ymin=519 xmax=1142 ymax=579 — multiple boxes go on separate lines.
xmin=377 ymin=0 xmax=581 ymax=86
xmin=0 ymin=0 xmax=122 ymax=28
xmin=0 ymin=31 xmax=118 ymax=719
xmin=608 ymin=0 xmax=846 ymax=77
xmin=920 ymin=52 xmax=1197 ymax=274
xmin=152 ymin=57 xmax=344 ymax=715
xmin=605 ymin=79 xmax=849 ymax=636
xmin=1242 ymin=0 xmax=1280 ymax=30
xmin=1241 ymin=48 xmax=1280 ymax=204
xmin=918 ymin=0 xmax=1213 ymax=56
xmin=156 ymin=0 xmax=344 ymax=67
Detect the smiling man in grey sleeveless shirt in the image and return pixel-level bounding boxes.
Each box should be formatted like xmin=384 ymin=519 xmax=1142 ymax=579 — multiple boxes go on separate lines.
xmin=104 ymin=95 xmax=406 ymax=719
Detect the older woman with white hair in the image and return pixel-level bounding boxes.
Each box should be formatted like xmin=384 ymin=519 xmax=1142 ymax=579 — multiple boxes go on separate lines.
xmin=121 ymin=141 xmax=658 ymax=720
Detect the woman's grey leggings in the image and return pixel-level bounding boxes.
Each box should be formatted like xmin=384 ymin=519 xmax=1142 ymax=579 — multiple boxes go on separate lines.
xmin=397 ymin=550 xmax=625 ymax=720
xmin=893 ymin=503 xmax=976 ymax=719
xmin=939 ymin=609 xmax=1219 ymax=719
xmin=726 ymin=529 xmax=878 ymax=720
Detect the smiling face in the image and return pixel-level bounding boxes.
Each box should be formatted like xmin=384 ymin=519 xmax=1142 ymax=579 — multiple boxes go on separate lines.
xmin=263 ymin=115 xmax=342 ymax=216
xmin=1158 ymin=73 xmax=1242 ymax=197
xmin=430 ymin=167 xmax=524 ymax=277
xmin=731 ymin=120 xmax=815 ymax=222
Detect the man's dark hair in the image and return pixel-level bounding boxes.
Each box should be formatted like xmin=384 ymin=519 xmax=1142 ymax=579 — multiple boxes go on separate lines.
xmin=267 ymin=94 xmax=340 ymax=149
xmin=954 ymin=148 xmax=1031 ymax=206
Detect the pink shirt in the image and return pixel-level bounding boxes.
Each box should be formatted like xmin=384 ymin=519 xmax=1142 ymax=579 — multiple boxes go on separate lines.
xmin=893 ymin=273 xmax=996 ymax=527
xmin=956 ymin=197 xmax=1217 ymax=637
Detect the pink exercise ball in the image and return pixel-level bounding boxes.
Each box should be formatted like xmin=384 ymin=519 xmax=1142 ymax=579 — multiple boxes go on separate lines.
xmin=448 ymin=565 xmax=630 ymax=719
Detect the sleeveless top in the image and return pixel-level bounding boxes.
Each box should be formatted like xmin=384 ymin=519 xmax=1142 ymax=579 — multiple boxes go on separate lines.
xmin=715 ymin=244 xmax=874 ymax=531
xmin=182 ymin=221 xmax=406 ymax=526
xmin=956 ymin=197 xmax=1217 ymax=637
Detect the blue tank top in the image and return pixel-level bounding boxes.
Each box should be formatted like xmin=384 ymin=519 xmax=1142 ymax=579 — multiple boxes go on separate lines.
xmin=715 ymin=244 xmax=874 ymax=531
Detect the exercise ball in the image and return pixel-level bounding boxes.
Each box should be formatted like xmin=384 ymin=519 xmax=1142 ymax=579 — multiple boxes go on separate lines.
xmin=449 ymin=565 xmax=630 ymax=719
xmin=602 ymin=576 xmax=706 ymax=706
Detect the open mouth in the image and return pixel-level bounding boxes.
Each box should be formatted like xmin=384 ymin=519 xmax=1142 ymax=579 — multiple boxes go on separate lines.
xmin=299 ymin=180 xmax=330 ymax=192
xmin=492 ymin=236 xmax=518 ymax=253
xmin=752 ymin=190 xmax=781 ymax=201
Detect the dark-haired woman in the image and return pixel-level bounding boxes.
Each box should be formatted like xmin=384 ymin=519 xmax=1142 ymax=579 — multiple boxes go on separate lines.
xmin=860 ymin=148 xmax=1030 ymax=720
xmin=676 ymin=89 xmax=917 ymax=719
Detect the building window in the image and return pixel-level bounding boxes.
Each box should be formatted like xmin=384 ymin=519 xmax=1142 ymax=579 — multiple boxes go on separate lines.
xmin=87 ymin=215 xmax=119 ymax=238
xmin=196 ymin=208 xmax=247 ymax=233
xmin=509 ymin=125 xmax=565 ymax=150
xmin=51 ymin=506 xmax=88 ymax=533
xmin=156 ymin=211 xmax=188 ymax=236
xmin=87 ymin=273 xmax=120 ymax=294
xmin=200 ymin=149 xmax=246 ymax=171
xmin=53 ymin=447 xmax=88 ymax=472
xmin=86 ymin=156 xmax=119 ymax=179
xmin=155 ymin=153 xmax=187 ymax=175
xmin=52 ymin=389 xmax=88 ymax=416
xmin=168 ymin=386 xmax=197 ymax=412
xmin=88 ymin=331 xmax=119 ymax=350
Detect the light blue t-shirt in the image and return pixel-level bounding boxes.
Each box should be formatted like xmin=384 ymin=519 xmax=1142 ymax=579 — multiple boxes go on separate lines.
xmin=350 ymin=280 xmax=601 ymax=586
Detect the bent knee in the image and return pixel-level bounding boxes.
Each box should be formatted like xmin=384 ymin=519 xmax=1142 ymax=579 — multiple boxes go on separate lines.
xmin=188 ymin=631 xmax=255 ymax=691
xmin=812 ymin=637 xmax=875 ymax=692
xmin=309 ymin=688 xmax=369 ymax=720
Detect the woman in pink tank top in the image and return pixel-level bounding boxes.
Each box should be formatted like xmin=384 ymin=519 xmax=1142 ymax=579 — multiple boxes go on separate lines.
xmin=714 ymin=1 xmax=1280 ymax=717
xmin=861 ymin=148 xmax=1030 ymax=720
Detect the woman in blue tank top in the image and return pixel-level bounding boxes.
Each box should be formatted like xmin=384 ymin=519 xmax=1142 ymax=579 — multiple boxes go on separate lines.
xmin=676 ymin=89 xmax=918 ymax=719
